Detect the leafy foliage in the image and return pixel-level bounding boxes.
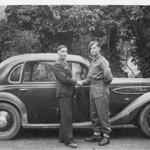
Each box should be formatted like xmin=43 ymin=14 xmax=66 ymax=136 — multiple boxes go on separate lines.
xmin=129 ymin=6 xmax=150 ymax=77
xmin=0 ymin=19 xmax=41 ymax=60
xmin=0 ymin=19 xmax=17 ymax=61
xmin=2 ymin=5 xmax=146 ymax=77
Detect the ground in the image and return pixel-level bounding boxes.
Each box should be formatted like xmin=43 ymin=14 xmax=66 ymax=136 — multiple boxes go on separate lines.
xmin=0 ymin=126 xmax=150 ymax=150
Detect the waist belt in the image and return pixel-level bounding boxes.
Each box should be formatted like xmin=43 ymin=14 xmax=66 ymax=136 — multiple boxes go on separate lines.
xmin=91 ymin=79 xmax=104 ymax=85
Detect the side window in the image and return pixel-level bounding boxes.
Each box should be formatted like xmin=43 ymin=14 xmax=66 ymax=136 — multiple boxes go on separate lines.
xmin=72 ymin=62 xmax=88 ymax=81
xmin=9 ymin=64 xmax=23 ymax=82
xmin=23 ymin=61 xmax=56 ymax=82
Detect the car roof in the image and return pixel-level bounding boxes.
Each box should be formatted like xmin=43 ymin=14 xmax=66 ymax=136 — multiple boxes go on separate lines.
xmin=0 ymin=53 xmax=88 ymax=67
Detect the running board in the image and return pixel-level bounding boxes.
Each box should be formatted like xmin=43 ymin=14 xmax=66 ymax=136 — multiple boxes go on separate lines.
xmin=23 ymin=122 xmax=135 ymax=129
xmin=23 ymin=122 xmax=92 ymax=129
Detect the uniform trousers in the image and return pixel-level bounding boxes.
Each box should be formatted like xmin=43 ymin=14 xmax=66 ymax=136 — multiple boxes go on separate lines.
xmin=90 ymin=80 xmax=111 ymax=136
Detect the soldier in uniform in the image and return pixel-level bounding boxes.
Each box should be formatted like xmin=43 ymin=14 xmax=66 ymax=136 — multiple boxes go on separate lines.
xmin=80 ymin=41 xmax=113 ymax=146
xmin=53 ymin=45 xmax=78 ymax=148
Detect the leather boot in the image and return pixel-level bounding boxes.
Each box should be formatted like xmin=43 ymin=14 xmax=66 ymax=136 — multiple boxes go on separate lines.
xmin=85 ymin=135 xmax=102 ymax=142
xmin=98 ymin=136 xmax=110 ymax=146
xmin=66 ymin=142 xmax=78 ymax=148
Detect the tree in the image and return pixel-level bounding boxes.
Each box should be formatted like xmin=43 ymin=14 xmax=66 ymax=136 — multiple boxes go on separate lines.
xmin=0 ymin=19 xmax=41 ymax=60
xmin=14 ymin=30 xmax=41 ymax=54
xmin=4 ymin=5 xmax=142 ymax=77
xmin=129 ymin=6 xmax=150 ymax=77
xmin=0 ymin=19 xmax=17 ymax=61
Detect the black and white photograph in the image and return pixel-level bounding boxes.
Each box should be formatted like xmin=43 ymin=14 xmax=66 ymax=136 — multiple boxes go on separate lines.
xmin=0 ymin=1 xmax=150 ymax=149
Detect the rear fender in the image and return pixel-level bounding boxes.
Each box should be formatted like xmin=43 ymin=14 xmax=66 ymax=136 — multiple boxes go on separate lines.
xmin=110 ymin=92 xmax=150 ymax=123
xmin=0 ymin=92 xmax=28 ymax=125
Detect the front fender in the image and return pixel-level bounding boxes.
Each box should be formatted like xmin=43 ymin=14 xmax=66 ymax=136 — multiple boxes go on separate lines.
xmin=0 ymin=92 xmax=28 ymax=125
xmin=110 ymin=92 xmax=150 ymax=124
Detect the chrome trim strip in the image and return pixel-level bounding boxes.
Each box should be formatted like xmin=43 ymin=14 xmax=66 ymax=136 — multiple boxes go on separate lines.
xmin=22 ymin=122 xmax=135 ymax=129
xmin=0 ymin=85 xmax=20 ymax=91
xmin=22 ymin=81 xmax=56 ymax=84
xmin=23 ymin=122 xmax=92 ymax=128
xmin=113 ymin=86 xmax=150 ymax=95
xmin=0 ymin=84 xmax=56 ymax=91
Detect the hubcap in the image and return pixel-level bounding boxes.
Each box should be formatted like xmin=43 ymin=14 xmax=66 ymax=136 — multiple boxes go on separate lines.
xmin=147 ymin=112 xmax=150 ymax=125
xmin=0 ymin=111 xmax=11 ymax=131
xmin=0 ymin=117 xmax=7 ymax=128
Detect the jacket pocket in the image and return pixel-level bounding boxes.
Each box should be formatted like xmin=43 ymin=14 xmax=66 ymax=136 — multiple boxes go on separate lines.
xmin=91 ymin=86 xmax=104 ymax=98
xmin=57 ymin=85 xmax=74 ymax=97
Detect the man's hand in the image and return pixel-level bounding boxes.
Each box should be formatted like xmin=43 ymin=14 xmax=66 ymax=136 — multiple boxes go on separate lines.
xmin=77 ymin=80 xmax=83 ymax=86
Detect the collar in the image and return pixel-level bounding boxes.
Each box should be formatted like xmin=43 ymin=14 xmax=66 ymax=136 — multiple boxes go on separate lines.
xmin=92 ymin=53 xmax=102 ymax=62
xmin=57 ymin=58 xmax=67 ymax=65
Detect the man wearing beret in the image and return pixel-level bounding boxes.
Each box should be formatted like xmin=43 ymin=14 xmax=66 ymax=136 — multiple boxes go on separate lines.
xmin=80 ymin=41 xmax=113 ymax=146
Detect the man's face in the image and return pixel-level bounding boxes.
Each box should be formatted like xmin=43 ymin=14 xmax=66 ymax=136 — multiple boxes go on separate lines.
xmin=57 ymin=47 xmax=68 ymax=60
xmin=90 ymin=43 xmax=100 ymax=56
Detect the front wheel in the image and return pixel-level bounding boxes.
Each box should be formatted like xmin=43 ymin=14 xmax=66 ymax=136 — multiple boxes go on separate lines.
xmin=0 ymin=103 xmax=21 ymax=140
xmin=138 ymin=104 xmax=150 ymax=137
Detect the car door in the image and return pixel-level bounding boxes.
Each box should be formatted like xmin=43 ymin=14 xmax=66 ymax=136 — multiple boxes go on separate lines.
xmin=109 ymin=84 xmax=144 ymax=117
xmin=19 ymin=61 xmax=59 ymax=124
xmin=70 ymin=62 xmax=90 ymax=123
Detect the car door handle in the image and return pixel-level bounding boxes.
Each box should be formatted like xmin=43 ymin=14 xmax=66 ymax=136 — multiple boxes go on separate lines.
xmin=20 ymin=88 xmax=29 ymax=92
xmin=124 ymin=97 xmax=130 ymax=101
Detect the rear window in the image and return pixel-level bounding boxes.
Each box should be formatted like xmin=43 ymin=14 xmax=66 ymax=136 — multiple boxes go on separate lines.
xmin=9 ymin=64 xmax=23 ymax=83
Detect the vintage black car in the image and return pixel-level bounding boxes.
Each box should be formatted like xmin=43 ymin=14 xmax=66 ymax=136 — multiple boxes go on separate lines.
xmin=0 ymin=53 xmax=150 ymax=140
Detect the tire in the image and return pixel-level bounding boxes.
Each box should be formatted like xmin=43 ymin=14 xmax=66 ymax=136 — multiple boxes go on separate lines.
xmin=0 ymin=103 xmax=21 ymax=140
xmin=139 ymin=104 xmax=150 ymax=137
